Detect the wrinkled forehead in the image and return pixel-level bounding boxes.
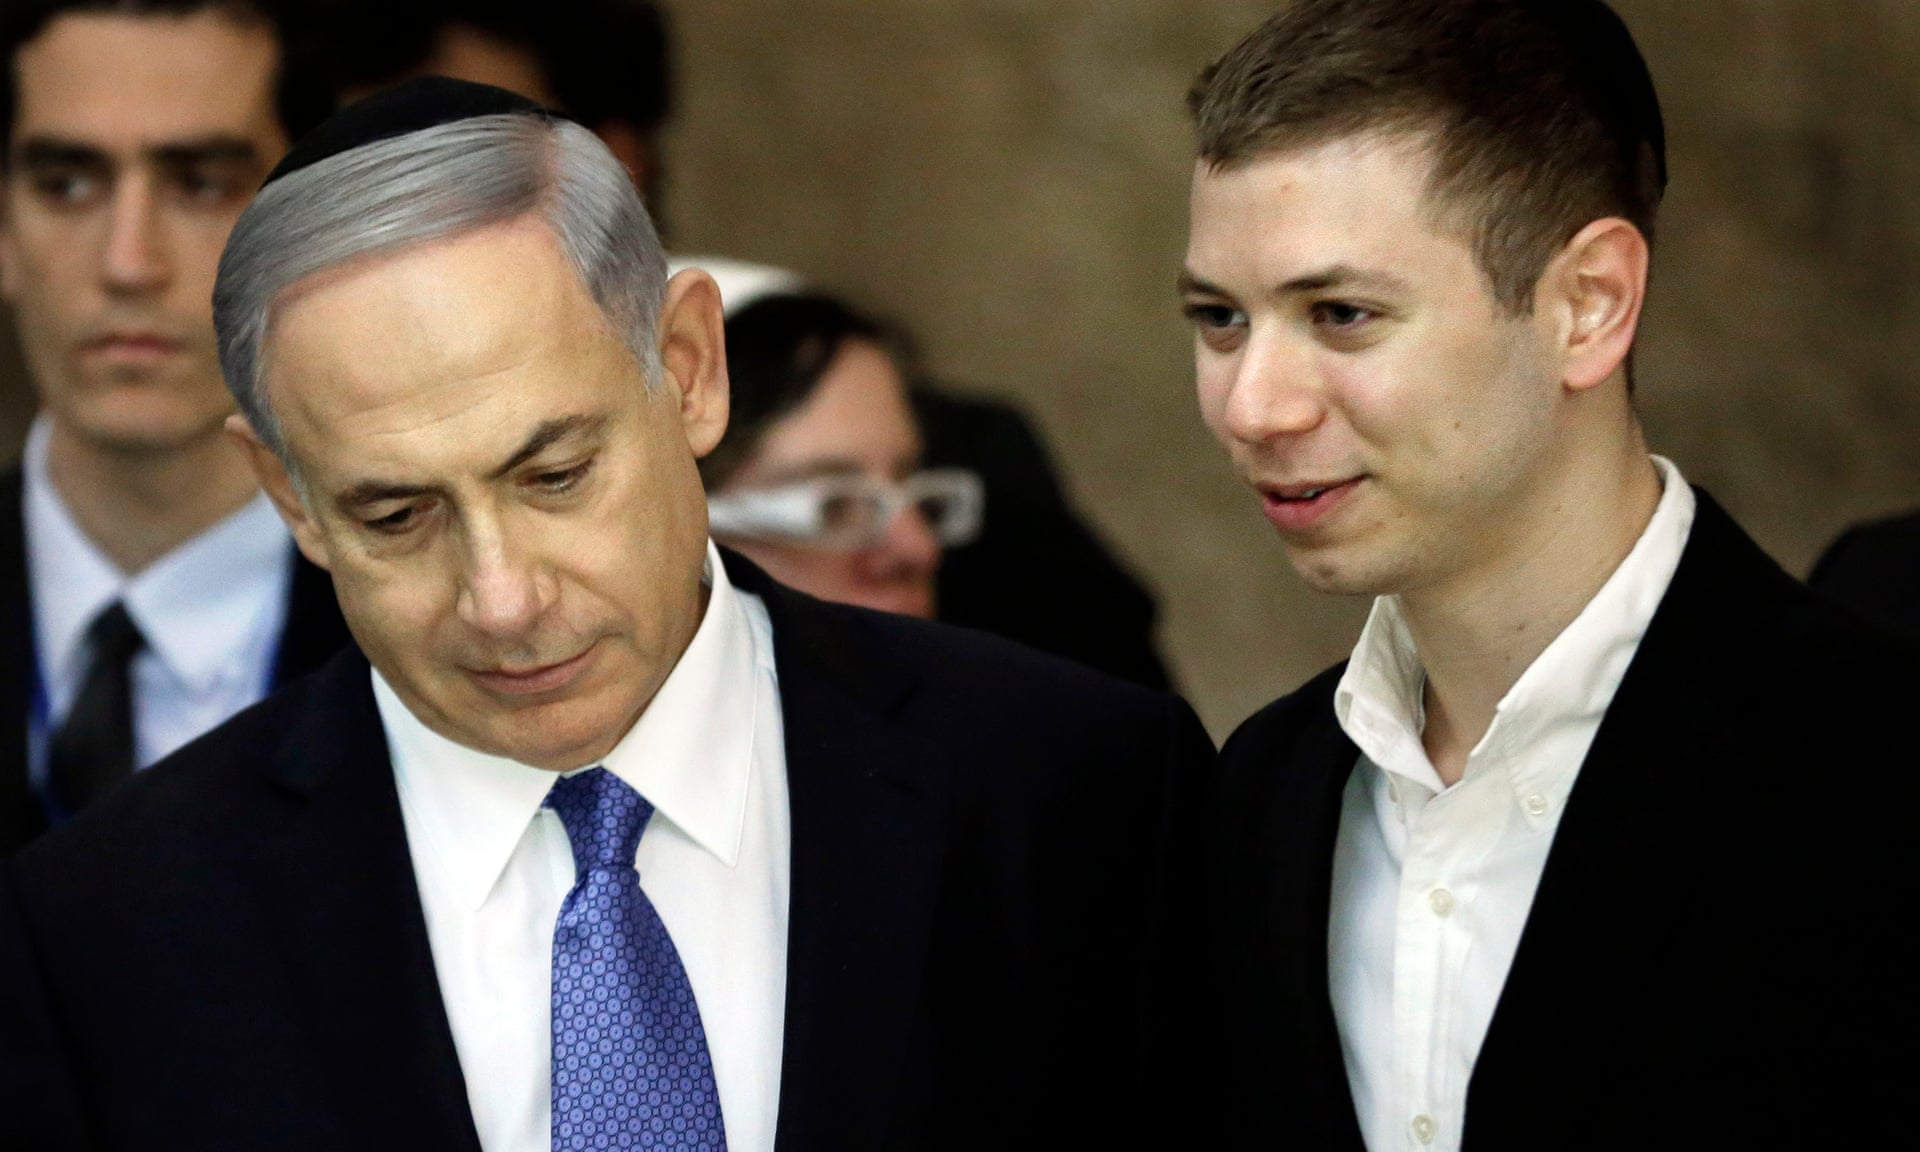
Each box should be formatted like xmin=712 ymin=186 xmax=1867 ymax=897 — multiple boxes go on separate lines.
xmin=263 ymin=221 xmax=640 ymax=470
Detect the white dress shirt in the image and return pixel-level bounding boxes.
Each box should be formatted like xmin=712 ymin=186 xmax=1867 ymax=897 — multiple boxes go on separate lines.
xmin=22 ymin=415 xmax=295 ymax=786
xmin=382 ymin=541 xmax=789 ymax=1152
xmin=1327 ymin=457 xmax=1696 ymax=1152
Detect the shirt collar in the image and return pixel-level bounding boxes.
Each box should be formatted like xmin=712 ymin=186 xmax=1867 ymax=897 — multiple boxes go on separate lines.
xmin=1335 ymin=456 xmax=1697 ymax=806
xmin=23 ymin=415 xmax=293 ymax=699
xmin=380 ymin=539 xmax=764 ymax=910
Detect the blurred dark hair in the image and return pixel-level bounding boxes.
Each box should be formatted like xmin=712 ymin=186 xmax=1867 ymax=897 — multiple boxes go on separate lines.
xmin=1191 ymin=0 xmax=1666 ymax=316
xmin=1 ymin=0 xmax=336 ymax=154
xmin=701 ymin=292 xmax=904 ymax=489
xmin=314 ymin=0 xmax=672 ymax=148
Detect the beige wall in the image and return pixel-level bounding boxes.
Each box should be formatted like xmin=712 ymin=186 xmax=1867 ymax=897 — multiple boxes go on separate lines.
xmin=7 ymin=1 xmax=1920 ymax=735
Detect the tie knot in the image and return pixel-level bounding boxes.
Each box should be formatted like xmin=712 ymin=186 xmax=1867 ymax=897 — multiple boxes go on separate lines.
xmin=87 ymin=601 xmax=146 ymax=663
xmin=545 ymin=767 xmax=653 ymax=874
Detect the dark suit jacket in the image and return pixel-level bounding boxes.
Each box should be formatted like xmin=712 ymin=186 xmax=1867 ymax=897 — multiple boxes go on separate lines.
xmin=0 ymin=552 xmax=1213 ymax=1151
xmin=1808 ymin=507 xmax=1920 ymax=638
xmin=1179 ymin=491 xmax=1918 ymax=1150
xmin=913 ymin=386 xmax=1173 ymax=692
xmin=0 ymin=466 xmax=351 ymax=855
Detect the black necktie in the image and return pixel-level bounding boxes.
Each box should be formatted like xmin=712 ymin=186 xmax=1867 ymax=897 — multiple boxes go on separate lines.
xmin=47 ymin=601 xmax=147 ymax=815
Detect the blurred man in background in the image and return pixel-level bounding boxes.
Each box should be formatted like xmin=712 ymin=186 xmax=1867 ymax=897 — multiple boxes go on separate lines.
xmin=0 ymin=0 xmax=346 ymax=853
xmin=316 ymin=0 xmax=673 ymax=213
xmin=1176 ymin=1 xmax=1917 ymax=1148
xmin=320 ymin=0 xmax=1175 ymax=689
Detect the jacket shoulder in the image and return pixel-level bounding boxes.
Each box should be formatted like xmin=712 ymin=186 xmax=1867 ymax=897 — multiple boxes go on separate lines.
xmin=13 ymin=653 xmax=366 ymax=883
xmin=1806 ymin=508 xmax=1920 ymax=637
xmin=761 ymin=592 xmax=1216 ymax=816
xmin=1811 ymin=508 xmax=1920 ymax=582
xmin=1220 ymin=663 xmax=1347 ymax=770
xmin=844 ymin=600 xmax=1189 ymax=732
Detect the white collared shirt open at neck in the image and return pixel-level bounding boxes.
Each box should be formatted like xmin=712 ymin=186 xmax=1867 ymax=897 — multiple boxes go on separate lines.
xmin=382 ymin=539 xmax=789 ymax=1152
xmin=1327 ymin=456 xmax=1696 ymax=1152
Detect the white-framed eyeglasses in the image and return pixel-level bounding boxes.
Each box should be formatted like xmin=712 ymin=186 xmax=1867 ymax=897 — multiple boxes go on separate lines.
xmin=707 ymin=468 xmax=985 ymax=552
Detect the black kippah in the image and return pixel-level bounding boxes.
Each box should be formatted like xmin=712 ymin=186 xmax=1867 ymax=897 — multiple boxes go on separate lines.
xmin=263 ymin=76 xmax=565 ymax=188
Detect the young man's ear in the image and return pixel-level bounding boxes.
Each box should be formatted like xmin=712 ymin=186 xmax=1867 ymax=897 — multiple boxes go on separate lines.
xmin=1548 ymin=217 xmax=1650 ymax=393
xmin=655 ymin=267 xmax=731 ymax=459
xmin=225 ymin=414 xmax=332 ymax=572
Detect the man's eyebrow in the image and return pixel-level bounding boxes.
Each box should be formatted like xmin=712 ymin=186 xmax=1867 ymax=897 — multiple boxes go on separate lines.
xmin=13 ymin=138 xmax=109 ymax=169
xmin=331 ymin=417 xmax=607 ymax=511
xmin=13 ymin=135 xmax=261 ymax=171
xmin=489 ymin=414 xmax=607 ymax=480
xmin=1178 ymin=265 xmax=1417 ymax=300
xmin=337 ymin=480 xmax=437 ymax=511
xmin=149 ymin=138 xmax=263 ymax=167
xmin=1276 ymin=264 xmax=1415 ymax=296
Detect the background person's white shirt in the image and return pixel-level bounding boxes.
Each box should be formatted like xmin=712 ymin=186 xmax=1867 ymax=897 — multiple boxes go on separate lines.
xmin=1328 ymin=457 xmax=1696 ymax=1152
xmin=382 ymin=541 xmax=789 ymax=1152
xmin=22 ymin=415 xmax=294 ymax=788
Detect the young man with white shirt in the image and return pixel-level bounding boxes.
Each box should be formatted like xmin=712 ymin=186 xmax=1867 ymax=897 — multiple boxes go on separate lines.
xmin=0 ymin=79 xmax=1214 ymax=1151
xmin=0 ymin=0 xmax=345 ymax=851
xmin=1171 ymin=1 xmax=1918 ymax=1149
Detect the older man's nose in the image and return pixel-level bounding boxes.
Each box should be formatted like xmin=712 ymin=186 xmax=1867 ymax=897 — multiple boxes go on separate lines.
xmin=456 ymin=529 xmax=555 ymax=638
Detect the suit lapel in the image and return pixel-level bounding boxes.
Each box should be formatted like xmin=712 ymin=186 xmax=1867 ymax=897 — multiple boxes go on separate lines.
xmin=0 ymin=467 xmax=39 ymax=853
xmin=254 ymin=651 xmax=483 ymax=1152
xmin=724 ymin=557 xmax=952 ymax=1150
xmin=1468 ymin=494 xmax=1788 ymax=1132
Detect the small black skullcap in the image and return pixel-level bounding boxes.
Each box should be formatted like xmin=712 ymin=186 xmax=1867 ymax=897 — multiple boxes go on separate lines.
xmin=263 ymin=76 xmax=566 ymax=188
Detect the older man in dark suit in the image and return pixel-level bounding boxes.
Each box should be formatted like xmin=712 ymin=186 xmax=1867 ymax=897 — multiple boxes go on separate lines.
xmin=1172 ymin=1 xmax=1919 ymax=1149
xmin=0 ymin=79 xmax=1212 ymax=1151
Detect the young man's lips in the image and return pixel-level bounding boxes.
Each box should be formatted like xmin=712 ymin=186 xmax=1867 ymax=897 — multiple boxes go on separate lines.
xmin=1259 ymin=477 xmax=1363 ymax=532
xmin=468 ymin=645 xmax=597 ymax=697
xmin=84 ymin=335 xmax=183 ymax=363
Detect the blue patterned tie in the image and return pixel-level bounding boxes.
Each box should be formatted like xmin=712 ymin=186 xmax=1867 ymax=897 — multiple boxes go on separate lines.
xmin=546 ymin=768 xmax=726 ymax=1150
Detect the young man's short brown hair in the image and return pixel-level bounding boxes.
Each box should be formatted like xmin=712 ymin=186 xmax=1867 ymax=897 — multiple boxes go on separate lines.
xmin=1190 ymin=0 xmax=1666 ymax=315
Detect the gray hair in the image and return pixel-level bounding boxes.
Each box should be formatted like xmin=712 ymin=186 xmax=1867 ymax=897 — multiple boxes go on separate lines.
xmin=213 ymin=113 xmax=669 ymax=457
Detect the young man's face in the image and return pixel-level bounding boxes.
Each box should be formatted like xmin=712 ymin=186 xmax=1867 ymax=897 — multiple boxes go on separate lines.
xmin=1184 ymin=133 xmax=1568 ymax=600
xmin=0 ymin=11 xmax=289 ymax=456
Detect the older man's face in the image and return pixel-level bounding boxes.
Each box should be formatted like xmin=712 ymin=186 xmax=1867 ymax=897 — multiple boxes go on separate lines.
xmin=258 ymin=220 xmax=724 ymax=770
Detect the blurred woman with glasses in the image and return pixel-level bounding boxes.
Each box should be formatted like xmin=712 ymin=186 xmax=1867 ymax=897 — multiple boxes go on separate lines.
xmin=701 ymin=291 xmax=983 ymax=619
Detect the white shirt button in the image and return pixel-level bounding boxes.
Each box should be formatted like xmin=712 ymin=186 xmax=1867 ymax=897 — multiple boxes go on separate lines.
xmin=1411 ymin=1114 xmax=1437 ymax=1145
xmin=1428 ymin=888 xmax=1455 ymax=917
xmin=1524 ymin=792 xmax=1550 ymax=817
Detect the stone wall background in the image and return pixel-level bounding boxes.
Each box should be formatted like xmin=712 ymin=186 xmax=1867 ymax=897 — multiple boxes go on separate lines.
xmin=6 ymin=1 xmax=1920 ymax=735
